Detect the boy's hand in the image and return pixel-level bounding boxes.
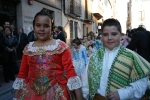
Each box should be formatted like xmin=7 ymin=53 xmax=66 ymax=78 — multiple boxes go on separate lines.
xmin=106 ymin=91 xmax=120 ymax=100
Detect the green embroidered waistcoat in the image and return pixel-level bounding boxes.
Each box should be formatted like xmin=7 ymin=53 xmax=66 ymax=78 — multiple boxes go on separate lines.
xmin=88 ymin=46 xmax=150 ymax=99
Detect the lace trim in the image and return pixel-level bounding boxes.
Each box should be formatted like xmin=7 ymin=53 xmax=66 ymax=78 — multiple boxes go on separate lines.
xmin=28 ymin=39 xmax=60 ymax=52
xmin=12 ymin=78 xmax=24 ymax=90
xmin=67 ymin=76 xmax=82 ymax=90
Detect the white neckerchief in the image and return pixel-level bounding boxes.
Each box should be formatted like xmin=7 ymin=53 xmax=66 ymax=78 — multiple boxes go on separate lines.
xmin=97 ymin=45 xmax=120 ymax=96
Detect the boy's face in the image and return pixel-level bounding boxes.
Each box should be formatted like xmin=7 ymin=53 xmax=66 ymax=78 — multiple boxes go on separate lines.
xmin=102 ymin=26 xmax=122 ymax=50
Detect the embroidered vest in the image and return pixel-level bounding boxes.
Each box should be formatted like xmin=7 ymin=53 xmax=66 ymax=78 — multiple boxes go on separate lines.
xmin=88 ymin=46 xmax=150 ymax=99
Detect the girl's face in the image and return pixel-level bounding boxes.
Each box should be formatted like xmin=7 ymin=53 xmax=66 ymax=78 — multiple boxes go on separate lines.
xmin=72 ymin=43 xmax=79 ymax=49
xmin=102 ymin=26 xmax=122 ymax=50
xmin=34 ymin=15 xmax=51 ymax=41
xmin=5 ymin=28 xmax=11 ymax=35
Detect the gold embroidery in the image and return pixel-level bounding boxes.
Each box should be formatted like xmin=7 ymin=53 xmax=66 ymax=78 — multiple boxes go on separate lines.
xmin=36 ymin=47 xmax=46 ymax=60
xmin=55 ymin=84 xmax=67 ymax=100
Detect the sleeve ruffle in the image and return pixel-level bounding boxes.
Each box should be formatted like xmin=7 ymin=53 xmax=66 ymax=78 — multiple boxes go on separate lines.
xmin=12 ymin=78 xmax=24 ymax=90
xmin=67 ymin=76 xmax=82 ymax=90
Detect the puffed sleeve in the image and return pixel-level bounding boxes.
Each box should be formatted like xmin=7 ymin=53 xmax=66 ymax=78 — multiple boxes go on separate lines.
xmin=61 ymin=48 xmax=82 ymax=90
xmin=12 ymin=54 xmax=29 ymax=90
xmin=82 ymin=47 xmax=88 ymax=65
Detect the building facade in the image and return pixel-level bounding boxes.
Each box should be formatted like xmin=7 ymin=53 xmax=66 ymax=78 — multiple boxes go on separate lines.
xmin=0 ymin=0 xmax=62 ymax=35
xmin=127 ymin=0 xmax=150 ymax=31
xmin=17 ymin=0 xmax=62 ymax=34
xmin=115 ymin=0 xmax=128 ymax=33
xmin=62 ymin=0 xmax=115 ymax=45
xmin=0 ymin=0 xmax=116 ymax=45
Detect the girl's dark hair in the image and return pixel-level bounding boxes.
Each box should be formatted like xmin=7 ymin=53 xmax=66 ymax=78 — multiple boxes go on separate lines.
xmin=72 ymin=37 xmax=81 ymax=45
xmin=4 ymin=26 xmax=12 ymax=34
xmin=102 ymin=18 xmax=122 ymax=33
xmin=33 ymin=8 xmax=52 ymax=27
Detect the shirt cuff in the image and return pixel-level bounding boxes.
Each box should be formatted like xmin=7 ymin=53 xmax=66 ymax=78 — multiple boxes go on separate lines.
xmin=118 ymin=88 xmax=129 ymax=100
xmin=12 ymin=78 xmax=24 ymax=90
xmin=67 ymin=76 xmax=82 ymax=90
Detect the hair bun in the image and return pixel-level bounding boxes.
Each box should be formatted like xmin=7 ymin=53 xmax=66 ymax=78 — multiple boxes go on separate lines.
xmin=41 ymin=8 xmax=52 ymax=17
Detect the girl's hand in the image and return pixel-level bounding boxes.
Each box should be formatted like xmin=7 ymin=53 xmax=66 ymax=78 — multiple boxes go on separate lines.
xmin=75 ymin=88 xmax=85 ymax=100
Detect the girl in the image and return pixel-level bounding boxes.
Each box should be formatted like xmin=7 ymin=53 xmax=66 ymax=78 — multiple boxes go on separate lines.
xmin=13 ymin=9 xmax=84 ymax=100
xmin=72 ymin=38 xmax=88 ymax=77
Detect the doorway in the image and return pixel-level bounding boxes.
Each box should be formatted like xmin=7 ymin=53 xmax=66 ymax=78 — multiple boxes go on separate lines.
xmin=0 ymin=14 xmax=9 ymax=27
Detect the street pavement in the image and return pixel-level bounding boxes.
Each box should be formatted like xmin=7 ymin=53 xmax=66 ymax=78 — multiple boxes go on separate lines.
xmin=0 ymin=66 xmax=14 ymax=100
xmin=0 ymin=60 xmax=21 ymax=100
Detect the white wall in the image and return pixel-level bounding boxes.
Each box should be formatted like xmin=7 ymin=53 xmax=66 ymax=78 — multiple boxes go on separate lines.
xmin=131 ymin=1 xmax=150 ymax=31
xmin=115 ymin=0 xmax=128 ymax=33
xmin=16 ymin=0 xmax=62 ymax=35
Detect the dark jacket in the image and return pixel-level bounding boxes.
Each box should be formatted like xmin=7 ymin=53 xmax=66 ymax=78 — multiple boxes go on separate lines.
xmin=52 ymin=31 xmax=57 ymax=39
xmin=56 ymin=31 xmax=66 ymax=43
xmin=0 ymin=34 xmax=19 ymax=63
xmin=17 ymin=33 xmax=28 ymax=52
xmin=126 ymin=31 xmax=150 ymax=62
xmin=27 ymin=30 xmax=37 ymax=43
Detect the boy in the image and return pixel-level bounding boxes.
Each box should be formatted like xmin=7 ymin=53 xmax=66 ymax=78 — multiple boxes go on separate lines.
xmin=82 ymin=18 xmax=150 ymax=100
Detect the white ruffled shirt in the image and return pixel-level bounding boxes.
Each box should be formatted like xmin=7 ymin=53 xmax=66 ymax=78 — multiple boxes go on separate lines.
xmin=13 ymin=39 xmax=82 ymax=91
xmin=81 ymin=46 xmax=148 ymax=100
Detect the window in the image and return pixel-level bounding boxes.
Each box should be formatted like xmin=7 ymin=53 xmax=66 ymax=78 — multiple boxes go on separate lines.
xmin=138 ymin=11 xmax=145 ymax=21
xmin=70 ymin=20 xmax=73 ymax=39
xmin=70 ymin=0 xmax=73 ymax=13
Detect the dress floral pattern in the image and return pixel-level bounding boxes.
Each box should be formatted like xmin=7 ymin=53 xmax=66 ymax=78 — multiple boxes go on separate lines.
xmin=13 ymin=40 xmax=82 ymax=100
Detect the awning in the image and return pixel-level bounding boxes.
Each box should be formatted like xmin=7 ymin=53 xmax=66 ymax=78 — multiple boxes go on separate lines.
xmin=93 ymin=13 xmax=103 ymax=20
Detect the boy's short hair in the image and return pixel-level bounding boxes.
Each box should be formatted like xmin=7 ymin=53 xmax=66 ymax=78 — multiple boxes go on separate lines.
xmin=102 ymin=18 xmax=122 ymax=33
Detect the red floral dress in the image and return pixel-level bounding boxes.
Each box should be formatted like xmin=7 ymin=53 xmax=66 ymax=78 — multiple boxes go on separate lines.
xmin=13 ymin=40 xmax=82 ymax=100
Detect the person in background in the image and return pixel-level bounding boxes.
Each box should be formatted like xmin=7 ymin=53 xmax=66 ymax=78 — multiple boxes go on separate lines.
xmin=127 ymin=27 xmax=150 ymax=62
xmin=17 ymin=27 xmax=28 ymax=60
xmin=86 ymin=35 xmax=93 ymax=57
xmin=0 ymin=26 xmax=3 ymax=87
xmin=82 ymin=18 xmax=150 ymax=100
xmin=72 ymin=37 xmax=88 ymax=77
xmin=0 ymin=26 xmax=19 ymax=83
xmin=10 ymin=24 xmax=17 ymax=36
xmin=93 ymin=36 xmax=102 ymax=52
xmin=0 ymin=26 xmax=3 ymax=33
xmin=55 ymin=26 xmax=66 ymax=42
xmin=83 ymin=36 xmax=88 ymax=48
xmin=121 ymin=30 xmax=131 ymax=47
xmin=63 ymin=28 xmax=67 ymax=38
xmin=52 ymin=26 xmax=58 ymax=39
xmin=13 ymin=9 xmax=84 ymax=100
xmin=0 ymin=21 xmax=10 ymax=38
xmin=72 ymin=38 xmax=88 ymax=100
xmin=27 ymin=30 xmax=37 ymax=43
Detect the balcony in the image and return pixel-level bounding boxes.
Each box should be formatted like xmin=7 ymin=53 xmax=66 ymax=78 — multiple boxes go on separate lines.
xmin=92 ymin=0 xmax=103 ymax=20
xmin=65 ymin=0 xmax=81 ymax=18
xmin=84 ymin=11 xmax=92 ymax=23
xmin=73 ymin=0 xmax=81 ymax=17
xmin=84 ymin=0 xmax=92 ymax=23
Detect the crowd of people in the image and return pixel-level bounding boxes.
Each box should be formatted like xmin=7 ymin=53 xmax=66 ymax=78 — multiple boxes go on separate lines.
xmin=0 ymin=22 xmax=28 ymax=85
xmin=0 ymin=8 xmax=150 ymax=100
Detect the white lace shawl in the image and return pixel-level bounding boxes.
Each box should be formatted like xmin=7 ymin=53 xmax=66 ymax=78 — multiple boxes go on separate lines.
xmin=28 ymin=39 xmax=60 ymax=52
